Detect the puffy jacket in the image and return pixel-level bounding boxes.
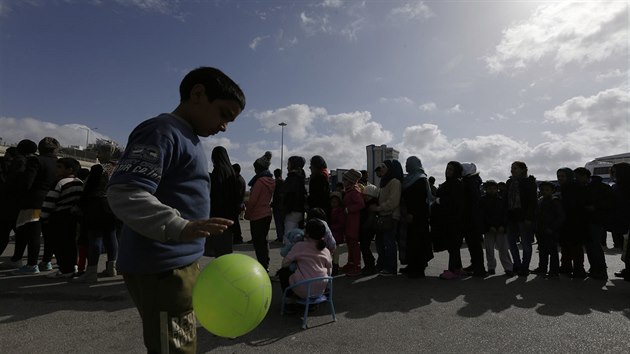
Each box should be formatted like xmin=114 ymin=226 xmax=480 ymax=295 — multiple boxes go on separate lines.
xmin=245 ymin=176 xmax=275 ymax=221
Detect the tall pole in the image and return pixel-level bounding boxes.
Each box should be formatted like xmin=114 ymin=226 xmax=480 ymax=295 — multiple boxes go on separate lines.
xmin=279 ymin=122 xmax=287 ymax=176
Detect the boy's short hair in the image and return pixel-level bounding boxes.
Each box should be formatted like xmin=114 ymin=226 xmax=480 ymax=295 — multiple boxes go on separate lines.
xmin=273 ymin=168 xmax=282 ymax=178
xmin=512 ymin=161 xmax=528 ymax=173
xmin=38 ymin=137 xmax=60 ymax=155
xmin=57 ymin=157 xmax=81 ymax=175
xmin=179 ymin=67 xmax=246 ymax=110
xmin=574 ymin=167 xmax=591 ymax=177
xmin=232 ymin=163 xmax=241 ymax=174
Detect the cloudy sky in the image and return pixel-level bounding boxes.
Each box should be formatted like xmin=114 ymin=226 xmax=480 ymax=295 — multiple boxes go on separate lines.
xmin=1 ymin=0 xmax=628 ymax=183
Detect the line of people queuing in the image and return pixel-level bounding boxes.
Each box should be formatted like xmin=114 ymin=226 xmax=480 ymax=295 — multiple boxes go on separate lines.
xmin=2 ymin=138 xmax=629 ymax=291
xmin=199 ymin=149 xmax=630 ymax=303
xmin=0 ymin=137 xmax=119 ymax=282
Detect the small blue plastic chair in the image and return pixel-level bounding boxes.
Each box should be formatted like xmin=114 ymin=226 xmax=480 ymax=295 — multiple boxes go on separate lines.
xmin=280 ymin=276 xmax=336 ymax=329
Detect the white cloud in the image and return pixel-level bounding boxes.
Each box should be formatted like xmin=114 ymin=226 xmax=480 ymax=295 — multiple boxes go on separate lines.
xmin=390 ymin=1 xmax=434 ymax=21
xmin=379 ymin=96 xmax=415 ymax=105
xmin=0 ymin=117 xmax=111 ymax=149
xmin=254 ymin=104 xmax=327 ymax=140
xmin=249 ymin=35 xmax=269 ymax=50
xmin=595 ymin=69 xmax=626 ymax=82
xmin=446 ymin=104 xmax=462 ymax=114
xmin=486 ymin=1 xmax=628 ymax=73
xmin=544 ymin=87 xmax=629 ymax=131
xmin=321 ymin=0 xmax=343 ymax=8
xmin=418 ymin=102 xmax=437 ymax=112
xmin=299 ymin=7 xmax=366 ymax=41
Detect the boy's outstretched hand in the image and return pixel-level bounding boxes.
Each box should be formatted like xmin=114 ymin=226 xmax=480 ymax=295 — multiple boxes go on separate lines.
xmin=180 ymin=218 xmax=234 ymax=242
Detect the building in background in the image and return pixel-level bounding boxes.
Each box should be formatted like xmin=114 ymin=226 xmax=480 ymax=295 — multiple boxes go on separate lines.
xmin=585 ymin=152 xmax=630 ymax=183
xmin=366 ymin=144 xmax=399 ymax=186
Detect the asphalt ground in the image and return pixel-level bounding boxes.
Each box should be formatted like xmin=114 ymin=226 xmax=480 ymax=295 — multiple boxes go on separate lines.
xmin=1 ymin=220 xmax=629 ymax=353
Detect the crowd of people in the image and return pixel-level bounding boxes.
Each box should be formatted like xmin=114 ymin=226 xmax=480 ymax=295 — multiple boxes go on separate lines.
xmin=0 ymin=138 xmax=119 ymax=282
xmin=1 ymin=67 xmax=628 ymax=353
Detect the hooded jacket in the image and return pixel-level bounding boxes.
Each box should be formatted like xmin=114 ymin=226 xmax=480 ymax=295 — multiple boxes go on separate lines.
xmin=245 ymin=175 xmax=275 ymax=221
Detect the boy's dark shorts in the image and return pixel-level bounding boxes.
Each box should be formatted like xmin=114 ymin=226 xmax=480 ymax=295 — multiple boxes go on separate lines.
xmin=123 ymin=261 xmax=200 ymax=354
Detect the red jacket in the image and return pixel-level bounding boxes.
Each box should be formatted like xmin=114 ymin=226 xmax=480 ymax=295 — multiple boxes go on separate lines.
xmin=343 ymin=186 xmax=365 ymax=238
xmin=245 ymin=176 xmax=275 ymax=221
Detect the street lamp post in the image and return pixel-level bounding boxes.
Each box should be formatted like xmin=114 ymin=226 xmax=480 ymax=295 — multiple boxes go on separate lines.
xmin=279 ymin=122 xmax=287 ymax=176
xmin=80 ymin=127 xmax=97 ymax=159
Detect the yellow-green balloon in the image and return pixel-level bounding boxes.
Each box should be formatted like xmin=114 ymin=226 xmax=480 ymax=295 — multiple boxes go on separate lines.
xmin=193 ymin=253 xmax=272 ymax=338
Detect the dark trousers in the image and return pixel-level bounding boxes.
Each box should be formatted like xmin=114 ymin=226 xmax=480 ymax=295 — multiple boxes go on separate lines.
xmin=406 ymin=222 xmax=433 ymax=272
xmin=49 ymin=212 xmax=77 ymax=273
xmin=231 ymin=217 xmax=243 ymax=243
xmin=273 ymin=207 xmax=285 ymax=241
xmin=464 ymin=232 xmax=485 ymax=271
xmin=250 ymin=216 xmax=272 ymax=270
xmin=87 ymin=228 xmax=118 ymax=266
xmin=203 ymin=228 xmax=233 ymax=258
xmin=41 ymin=221 xmax=54 ymax=263
xmin=359 ymin=228 xmax=376 ymax=268
xmin=585 ymin=224 xmax=607 ymax=273
xmin=11 ymin=220 xmax=41 ymax=266
xmin=447 ymin=236 xmax=463 ymax=271
xmin=124 ymin=262 xmax=199 ymax=354
xmin=538 ymin=233 xmax=559 ymax=273
xmin=560 ymin=239 xmax=585 ymax=273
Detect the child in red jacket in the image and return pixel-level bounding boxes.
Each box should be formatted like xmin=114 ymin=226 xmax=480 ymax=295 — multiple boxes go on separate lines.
xmin=341 ymin=169 xmax=365 ymax=277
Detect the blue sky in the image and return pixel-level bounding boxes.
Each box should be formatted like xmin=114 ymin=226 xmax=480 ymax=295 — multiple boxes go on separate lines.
xmin=1 ymin=0 xmax=628 ymax=183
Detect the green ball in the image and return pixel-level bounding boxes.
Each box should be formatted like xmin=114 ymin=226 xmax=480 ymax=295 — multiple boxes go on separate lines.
xmin=192 ymin=253 xmax=272 ymax=338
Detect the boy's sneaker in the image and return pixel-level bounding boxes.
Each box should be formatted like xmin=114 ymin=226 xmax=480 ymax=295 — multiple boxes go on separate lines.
xmin=439 ymin=270 xmax=461 ymax=280
xmin=12 ymin=265 xmax=39 ymax=275
xmin=38 ymin=262 xmax=53 ymax=271
xmin=46 ymin=270 xmax=76 ymax=279
xmin=379 ymin=269 xmax=396 ymax=276
xmin=0 ymin=259 xmax=23 ymax=269
xmin=545 ymin=272 xmax=559 ymax=278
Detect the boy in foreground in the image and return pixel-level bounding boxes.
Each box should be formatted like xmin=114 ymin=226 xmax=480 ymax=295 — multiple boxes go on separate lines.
xmin=107 ymin=67 xmax=245 ymax=353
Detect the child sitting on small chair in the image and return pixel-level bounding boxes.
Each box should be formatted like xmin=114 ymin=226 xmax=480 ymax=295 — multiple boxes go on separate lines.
xmin=279 ymin=219 xmax=333 ymax=300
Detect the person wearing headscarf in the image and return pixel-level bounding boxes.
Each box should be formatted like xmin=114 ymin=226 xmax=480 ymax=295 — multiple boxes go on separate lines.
xmin=401 ymin=156 xmax=433 ymax=278
xmin=371 ymin=160 xmax=403 ymax=276
xmin=307 ymin=155 xmax=331 ymax=217
xmin=205 ymin=146 xmax=239 ymax=257
xmin=433 ymin=161 xmax=466 ymax=280
xmin=460 ymin=162 xmax=487 ymax=277
xmin=245 ymin=151 xmax=275 ymax=271
xmin=281 ymin=156 xmax=307 ymax=235
xmin=340 ymin=169 xmax=365 ymax=276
